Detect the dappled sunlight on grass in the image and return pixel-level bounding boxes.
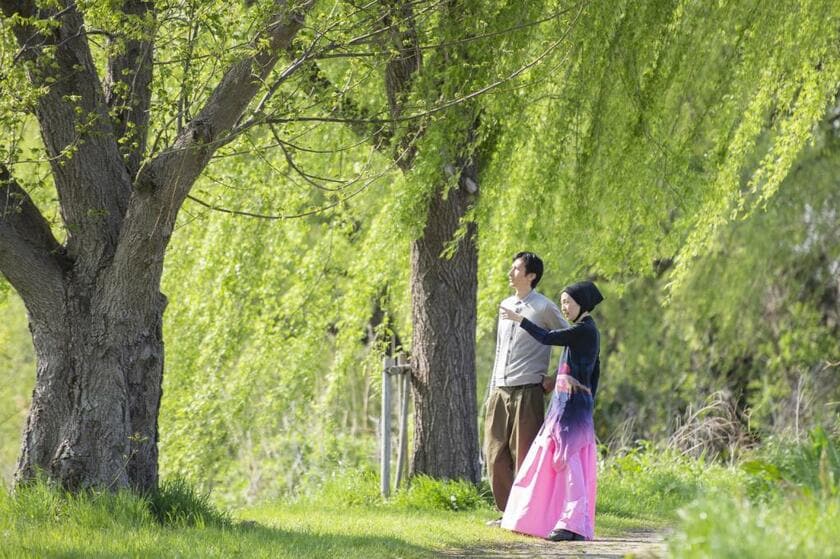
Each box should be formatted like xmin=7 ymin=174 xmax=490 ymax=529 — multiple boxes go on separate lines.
xmin=7 ymin=438 xmax=837 ymax=557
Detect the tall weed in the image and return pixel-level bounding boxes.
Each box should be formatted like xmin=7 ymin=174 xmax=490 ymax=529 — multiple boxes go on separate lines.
xmin=670 ymin=429 xmax=840 ymax=558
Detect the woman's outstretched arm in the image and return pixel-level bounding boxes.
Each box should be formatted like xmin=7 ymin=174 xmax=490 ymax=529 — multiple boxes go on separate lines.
xmin=500 ymin=306 xmax=581 ymax=346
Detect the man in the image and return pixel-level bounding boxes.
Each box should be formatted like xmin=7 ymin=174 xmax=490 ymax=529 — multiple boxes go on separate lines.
xmin=485 ymin=252 xmax=567 ymax=519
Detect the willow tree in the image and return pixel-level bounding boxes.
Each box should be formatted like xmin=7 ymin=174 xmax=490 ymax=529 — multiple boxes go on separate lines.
xmin=597 ymin=118 xmax=840 ymax=447
xmin=476 ymin=1 xmax=840 ymax=311
xmin=153 ymin=1 xmax=840 ymax=491
xmin=362 ymin=0 xmax=585 ymax=481
xmin=268 ymin=0 xmax=573 ymax=482
xmin=0 ymin=0 xmax=323 ymax=491
xmin=371 ymin=0 xmax=485 ymax=482
xmin=466 ymin=1 xmax=840 ymax=462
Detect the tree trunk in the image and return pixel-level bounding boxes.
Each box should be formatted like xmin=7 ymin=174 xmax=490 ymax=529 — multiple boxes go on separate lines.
xmin=15 ymin=277 xmax=166 ymax=492
xmin=409 ymin=173 xmax=480 ymax=482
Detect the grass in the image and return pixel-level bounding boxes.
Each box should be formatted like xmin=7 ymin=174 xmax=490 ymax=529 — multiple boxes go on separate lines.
xmin=0 ymin=478 xmax=518 ymax=559
xmin=669 ymin=491 xmax=840 ymax=559
xmin=667 ymin=428 xmax=840 ymax=559
xmin=0 ymin=446 xmax=764 ymax=558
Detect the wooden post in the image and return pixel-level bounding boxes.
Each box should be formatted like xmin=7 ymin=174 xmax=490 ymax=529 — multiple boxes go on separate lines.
xmin=380 ymin=355 xmax=392 ymax=498
xmin=382 ymin=335 xmax=412 ymax=497
xmin=395 ymin=354 xmax=410 ymax=489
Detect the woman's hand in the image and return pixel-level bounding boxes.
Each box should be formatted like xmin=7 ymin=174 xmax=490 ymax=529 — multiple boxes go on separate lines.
xmin=555 ymin=374 xmax=592 ymax=395
xmin=500 ymin=306 xmax=523 ymax=323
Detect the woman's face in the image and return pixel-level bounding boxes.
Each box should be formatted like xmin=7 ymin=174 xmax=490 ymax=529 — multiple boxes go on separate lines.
xmin=560 ymin=292 xmax=581 ymax=321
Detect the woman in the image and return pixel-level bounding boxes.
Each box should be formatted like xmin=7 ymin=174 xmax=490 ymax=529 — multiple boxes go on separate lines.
xmin=498 ymin=281 xmax=603 ymax=542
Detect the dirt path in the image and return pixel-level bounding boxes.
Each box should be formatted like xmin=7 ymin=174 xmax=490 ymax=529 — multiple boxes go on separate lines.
xmin=440 ymin=530 xmax=666 ymax=559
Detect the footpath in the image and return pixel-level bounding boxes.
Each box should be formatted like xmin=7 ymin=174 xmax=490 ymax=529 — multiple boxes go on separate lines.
xmin=441 ymin=530 xmax=666 ymax=559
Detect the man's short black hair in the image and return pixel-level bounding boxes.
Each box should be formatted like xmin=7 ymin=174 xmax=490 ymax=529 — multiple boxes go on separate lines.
xmin=514 ymin=251 xmax=544 ymax=288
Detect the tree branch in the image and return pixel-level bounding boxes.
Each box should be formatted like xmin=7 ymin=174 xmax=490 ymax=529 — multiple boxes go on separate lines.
xmin=233 ymin=0 xmax=420 ymax=164
xmin=103 ymin=0 xmax=155 ymax=181
xmin=226 ymin=35 xmax=568 ymax=132
xmin=281 ymin=45 xmax=390 ymax=151
xmin=1 ymin=0 xmax=132 ymax=274
xmin=112 ymin=0 xmax=315 ymax=297
xmin=381 ymin=0 xmax=423 ymax=170
xmin=0 ymin=166 xmax=65 ymax=321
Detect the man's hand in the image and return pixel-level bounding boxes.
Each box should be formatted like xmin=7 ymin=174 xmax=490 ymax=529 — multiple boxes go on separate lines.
xmin=542 ymin=375 xmax=556 ymax=394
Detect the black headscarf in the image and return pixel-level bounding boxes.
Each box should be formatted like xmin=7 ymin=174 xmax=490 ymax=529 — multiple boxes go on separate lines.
xmin=563 ymin=281 xmax=604 ymax=322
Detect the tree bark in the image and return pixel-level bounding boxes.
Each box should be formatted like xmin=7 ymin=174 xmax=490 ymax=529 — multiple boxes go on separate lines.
xmin=16 ymin=284 xmax=166 ymax=492
xmin=409 ymin=166 xmax=480 ymax=482
xmin=103 ymin=0 xmax=155 ymax=181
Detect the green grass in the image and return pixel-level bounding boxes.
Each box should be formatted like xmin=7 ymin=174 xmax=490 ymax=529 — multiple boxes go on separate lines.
xmin=667 ymin=429 xmax=840 ymax=558
xmin=0 ymin=453 xmax=695 ymax=558
xmin=668 ymin=491 xmax=840 ymax=559
xmin=0 ymin=480 xmax=519 ymax=558
xmin=9 ymin=445 xmax=791 ymax=558
xmin=597 ymin=443 xmax=743 ymax=528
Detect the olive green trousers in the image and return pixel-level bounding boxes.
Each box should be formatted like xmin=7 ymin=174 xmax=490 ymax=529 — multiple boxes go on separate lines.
xmin=483 ymin=384 xmax=545 ymax=512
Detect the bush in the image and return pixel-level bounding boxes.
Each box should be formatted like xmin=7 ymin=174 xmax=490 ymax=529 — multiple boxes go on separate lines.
xmin=390 ymin=475 xmax=494 ymax=512
xmin=148 ymin=478 xmax=231 ymax=527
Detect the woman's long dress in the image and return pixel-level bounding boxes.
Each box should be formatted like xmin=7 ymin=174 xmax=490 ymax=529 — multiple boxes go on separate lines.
xmin=501 ymin=317 xmax=599 ymax=541
xmin=500 ymin=372 xmax=596 ymax=540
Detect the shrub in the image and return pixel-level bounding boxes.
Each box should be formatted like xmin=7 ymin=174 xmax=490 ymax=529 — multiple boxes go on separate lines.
xmin=147 ymin=478 xmax=231 ymax=527
xmin=390 ymin=475 xmax=494 ymax=512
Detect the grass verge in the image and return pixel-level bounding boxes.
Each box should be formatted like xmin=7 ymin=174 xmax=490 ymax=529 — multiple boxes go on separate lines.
xmin=1 ymin=447 xmax=741 ymax=558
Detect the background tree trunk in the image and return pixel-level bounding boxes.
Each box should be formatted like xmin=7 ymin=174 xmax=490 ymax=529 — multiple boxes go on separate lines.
xmin=409 ymin=170 xmax=480 ymax=482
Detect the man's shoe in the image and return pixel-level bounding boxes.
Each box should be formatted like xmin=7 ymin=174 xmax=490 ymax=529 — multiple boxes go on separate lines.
xmin=485 ymin=517 xmax=502 ymax=527
xmin=547 ymin=529 xmax=584 ymax=541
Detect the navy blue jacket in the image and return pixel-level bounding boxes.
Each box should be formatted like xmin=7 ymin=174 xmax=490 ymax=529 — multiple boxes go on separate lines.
xmin=519 ymin=315 xmax=601 ymax=397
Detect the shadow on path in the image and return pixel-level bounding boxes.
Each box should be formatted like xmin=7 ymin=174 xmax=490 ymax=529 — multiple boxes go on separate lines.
xmin=439 ymin=530 xmax=666 ymax=559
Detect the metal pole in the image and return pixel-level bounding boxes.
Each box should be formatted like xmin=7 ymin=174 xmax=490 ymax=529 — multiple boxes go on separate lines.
xmin=380 ymin=356 xmax=392 ymax=498
xmin=395 ymin=354 xmax=410 ymax=490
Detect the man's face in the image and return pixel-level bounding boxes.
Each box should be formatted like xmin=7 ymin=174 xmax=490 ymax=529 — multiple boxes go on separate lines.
xmin=508 ymin=258 xmax=534 ymax=292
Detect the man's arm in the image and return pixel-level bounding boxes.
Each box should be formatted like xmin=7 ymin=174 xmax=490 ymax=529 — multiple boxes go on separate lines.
xmin=488 ymin=306 xmax=507 ymax=392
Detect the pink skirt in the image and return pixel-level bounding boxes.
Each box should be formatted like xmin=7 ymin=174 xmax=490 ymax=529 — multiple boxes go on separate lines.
xmin=500 ymin=428 xmax=597 ymax=540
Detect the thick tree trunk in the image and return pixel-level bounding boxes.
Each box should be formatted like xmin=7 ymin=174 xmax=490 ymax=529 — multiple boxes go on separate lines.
xmin=409 ymin=174 xmax=480 ymax=482
xmin=15 ymin=278 xmax=165 ymax=492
